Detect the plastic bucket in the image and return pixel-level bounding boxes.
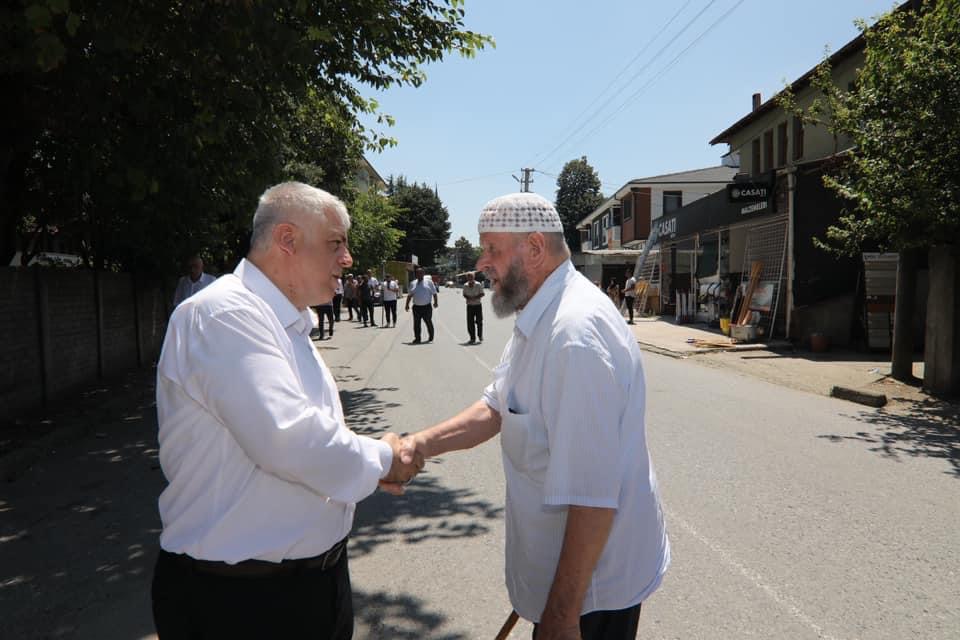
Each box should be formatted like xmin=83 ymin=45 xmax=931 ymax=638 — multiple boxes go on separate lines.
xmin=719 ymin=317 xmax=731 ymax=335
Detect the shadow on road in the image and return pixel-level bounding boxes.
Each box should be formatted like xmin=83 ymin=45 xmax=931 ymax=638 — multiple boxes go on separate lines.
xmin=0 ymin=369 xmax=164 ymax=640
xmin=353 ymin=588 xmax=468 ymax=640
xmin=820 ymin=396 xmax=960 ymax=478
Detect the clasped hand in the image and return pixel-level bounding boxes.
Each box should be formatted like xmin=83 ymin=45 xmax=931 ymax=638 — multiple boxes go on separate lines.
xmin=379 ymin=433 xmax=424 ymax=495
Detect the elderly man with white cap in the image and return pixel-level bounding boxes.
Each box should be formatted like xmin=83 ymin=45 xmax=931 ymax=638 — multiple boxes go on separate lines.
xmin=389 ymin=192 xmax=670 ymax=640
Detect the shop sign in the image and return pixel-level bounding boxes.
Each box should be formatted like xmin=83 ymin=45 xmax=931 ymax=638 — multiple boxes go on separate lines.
xmin=740 ymin=200 xmax=769 ymax=215
xmin=727 ymin=181 xmax=770 ymax=203
xmin=655 ymin=216 xmax=677 ymax=238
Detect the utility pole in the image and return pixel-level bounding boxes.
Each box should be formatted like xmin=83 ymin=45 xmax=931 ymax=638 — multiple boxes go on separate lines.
xmin=512 ymin=167 xmax=534 ymax=192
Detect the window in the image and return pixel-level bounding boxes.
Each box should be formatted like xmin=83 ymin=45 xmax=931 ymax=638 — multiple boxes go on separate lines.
xmin=612 ymin=206 xmax=622 ymax=226
xmin=763 ymin=130 xmax=774 ymax=172
xmin=792 ymin=116 xmax=804 ymax=160
xmin=777 ymin=121 xmax=788 ymax=167
xmin=663 ymin=191 xmax=682 ymax=213
xmin=751 ymin=138 xmax=761 ymax=176
xmin=622 ymin=197 xmax=633 ymax=222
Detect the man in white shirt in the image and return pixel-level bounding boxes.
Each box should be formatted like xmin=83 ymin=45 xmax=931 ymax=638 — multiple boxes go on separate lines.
xmin=171 ymin=255 xmax=216 ymax=307
xmin=392 ymin=192 xmax=669 ymax=640
xmin=151 ymin=182 xmax=423 ymax=639
xmin=623 ymin=270 xmax=637 ymax=324
xmin=380 ymin=274 xmax=399 ymax=327
xmin=404 ymin=267 xmax=438 ymax=343
xmin=462 ymin=270 xmax=485 ymax=344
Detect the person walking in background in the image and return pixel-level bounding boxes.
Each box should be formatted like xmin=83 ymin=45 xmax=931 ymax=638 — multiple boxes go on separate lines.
xmin=391 ymin=192 xmax=669 ymax=640
xmin=404 ymin=267 xmax=438 ymax=344
xmin=172 ymin=255 xmax=216 ymax=307
xmin=623 ymin=270 xmax=637 ymax=324
xmin=152 ymin=182 xmax=422 ymax=639
xmin=343 ymin=274 xmax=356 ymax=321
xmin=315 ymin=302 xmax=335 ymax=340
xmin=359 ymin=274 xmax=376 ymax=327
xmin=462 ymin=271 xmax=484 ymax=344
xmin=333 ymin=276 xmax=343 ymax=322
xmin=606 ymin=279 xmax=620 ymax=309
xmin=380 ymin=274 xmax=399 ymax=327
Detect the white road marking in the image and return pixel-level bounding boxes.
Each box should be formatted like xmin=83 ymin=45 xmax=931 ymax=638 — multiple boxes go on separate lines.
xmin=666 ymin=507 xmax=843 ymax=640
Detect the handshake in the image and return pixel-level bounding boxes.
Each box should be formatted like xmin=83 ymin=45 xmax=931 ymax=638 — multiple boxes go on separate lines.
xmin=379 ymin=432 xmax=426 ymax=495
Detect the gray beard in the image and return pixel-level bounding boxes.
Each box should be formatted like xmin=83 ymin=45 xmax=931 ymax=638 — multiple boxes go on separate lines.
xmin=490 ymin=258 xmax=530 ymax=318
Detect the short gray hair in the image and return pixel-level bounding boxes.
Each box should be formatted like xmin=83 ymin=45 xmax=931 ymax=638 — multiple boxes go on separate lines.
xmin=541 ymin=232 xmax=571 ymax=259
xmin=249 ymin=182 xmax=350 ymax=253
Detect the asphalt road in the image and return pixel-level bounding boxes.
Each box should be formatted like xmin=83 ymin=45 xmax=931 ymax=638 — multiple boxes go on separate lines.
xmin=1 ymin=285 xmax=956 ymax=639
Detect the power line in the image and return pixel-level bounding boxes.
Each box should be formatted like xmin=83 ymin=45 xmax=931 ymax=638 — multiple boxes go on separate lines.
xmin=531 ymin=0 xmax=720 ymax=170
xmin=569 ymin=0 xmax=746 ymax=149
xmin=436 ymin=170 xmax=514 ymax=187
xmin=526 ymin=0 xmax=696 ymax=167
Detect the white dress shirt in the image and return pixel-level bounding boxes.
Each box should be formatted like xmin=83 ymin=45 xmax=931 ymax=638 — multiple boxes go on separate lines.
xmin=408 ymin=277 xmax=437 ymax=305
xmin=172 ymin=272 xmax=217 ymax=307
xmin=380 ymin=280 xmax=399 ymax=302
xmin=483 ymin=260 xmax=670 ymax=622
xmin=156 ymin=259 xmax=393 ymax=563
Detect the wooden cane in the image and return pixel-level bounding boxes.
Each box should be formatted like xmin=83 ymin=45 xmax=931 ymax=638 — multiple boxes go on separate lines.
xmin=494 ymin=610 xmax=519 ymax=640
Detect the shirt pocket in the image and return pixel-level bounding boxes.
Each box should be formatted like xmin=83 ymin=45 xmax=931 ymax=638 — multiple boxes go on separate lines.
xmin=500 ymin=409 xmax=549 ymax=479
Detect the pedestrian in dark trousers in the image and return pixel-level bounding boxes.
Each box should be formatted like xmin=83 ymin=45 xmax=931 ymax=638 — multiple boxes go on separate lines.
xmin=343 ymin=274 xmax=356 ymax=321
xmin=380 ymin=274 xmax=399 ymax=327
xmin=462 ymin=271 xmax=485 ymax=344
xmin=333 ymin=277 xmax=343 ymax=321
xmin=359 ymin=275 xmax=376 ymax=327
xmin=623 ymin=270 xmax=637 ymax=324
xmin=404 ymin=267 xmax=438 ymax=343
xmin=317 ymin=303 xmax=334 ymax=339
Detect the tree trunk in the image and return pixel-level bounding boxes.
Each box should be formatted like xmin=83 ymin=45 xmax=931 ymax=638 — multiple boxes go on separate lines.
xmin=923 ymin=245 xmax=960 ymax=397
xmin=891 ymin=249 xmax=919 ymax=381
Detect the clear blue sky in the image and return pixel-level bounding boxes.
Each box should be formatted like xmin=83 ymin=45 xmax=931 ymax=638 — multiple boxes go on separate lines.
xmin=362 ymin=0 xmax=899 ymax=247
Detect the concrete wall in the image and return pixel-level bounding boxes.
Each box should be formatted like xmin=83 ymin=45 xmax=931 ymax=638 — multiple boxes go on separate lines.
xmin=0 ymin=267 xmax=171 ymax=419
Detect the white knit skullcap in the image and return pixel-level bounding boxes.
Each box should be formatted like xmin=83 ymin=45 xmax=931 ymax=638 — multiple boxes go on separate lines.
xmin=478 ymin=192 xmax=563 ymax=234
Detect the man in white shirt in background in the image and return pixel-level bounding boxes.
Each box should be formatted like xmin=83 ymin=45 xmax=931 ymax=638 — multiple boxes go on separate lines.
xmin=404 ymin=267 xmax=438 ymax=343
xmin=392 ymin=192 xmax=670 ymax=640
xmin=380 ymin=273 xmax=399 ymax=327
xmin=623 ymin=269 xmax=638 ymax=324
xmin=151 ymin=182 xmax=422 ymax=639
xmin=462 ymin=270 xmax=485 ymax=344
xmin=172 ymin=254 xmax=216 ymax=307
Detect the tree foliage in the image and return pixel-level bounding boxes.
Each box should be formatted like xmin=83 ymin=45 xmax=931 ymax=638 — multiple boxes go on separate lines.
xmin=1 ymin=0 xmax=491 ymax=272
xmin=345 ymin=190 xmax=405 ymax=274
xmin=779 ymin=0 xmax=960 ymax=254
xmin=554 ymin=156 xmax=604 ymax=251
xmin=387 ymin=176 xmax=451 ymax=267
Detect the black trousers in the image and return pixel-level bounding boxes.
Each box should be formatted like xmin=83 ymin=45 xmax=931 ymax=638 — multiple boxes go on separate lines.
xmin=466 ymin=304 xmax=483 ymax=341
xmin=532 ymin=603 xmax=641 ymax=640
xmin=624 ymin=295 xmax=635 ymax=322
xmin=151 ymin=548 xmax=353 ymax=640
xmin=412 ymin=304 xmax=434 ymax=341
xmin=361 ymin=300 xmax=375 ymax=325
xmin=317 ymin=305 xmax=334 ymax=336
xmin=383 ymin=300 xmax=397 ymax=325
xmin=332 ymin=294 xmax=342 ymax=321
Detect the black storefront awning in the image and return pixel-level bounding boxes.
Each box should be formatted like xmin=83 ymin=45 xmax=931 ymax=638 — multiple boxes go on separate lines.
xmin=653 ymin=185 xmax=777 ymax=242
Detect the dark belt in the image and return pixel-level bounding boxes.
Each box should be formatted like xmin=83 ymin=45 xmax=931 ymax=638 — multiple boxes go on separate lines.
xmin=165 ymin=537 xmax=347 ymax=578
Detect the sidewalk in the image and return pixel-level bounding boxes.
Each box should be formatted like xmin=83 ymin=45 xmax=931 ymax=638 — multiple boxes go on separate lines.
xmin=628 ymin=316 xmax=931 ymax=408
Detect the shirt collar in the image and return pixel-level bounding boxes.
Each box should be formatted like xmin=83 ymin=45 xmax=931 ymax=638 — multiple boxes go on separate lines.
xmin=514 ymin=260 xmax=574 ymax=338
xmin=235 ymin=259 xmax=313 ymax=336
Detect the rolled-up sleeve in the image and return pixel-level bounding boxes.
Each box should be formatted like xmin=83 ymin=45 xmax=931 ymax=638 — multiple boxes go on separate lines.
xmin=540 ymin=341 xmax=623 ymax=509
xmin=175 ymin=307 xmax=391 ymax=505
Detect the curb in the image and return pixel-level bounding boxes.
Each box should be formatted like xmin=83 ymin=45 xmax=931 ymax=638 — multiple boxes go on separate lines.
xmin=829 ymin=385 xmax=888 ymax=407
